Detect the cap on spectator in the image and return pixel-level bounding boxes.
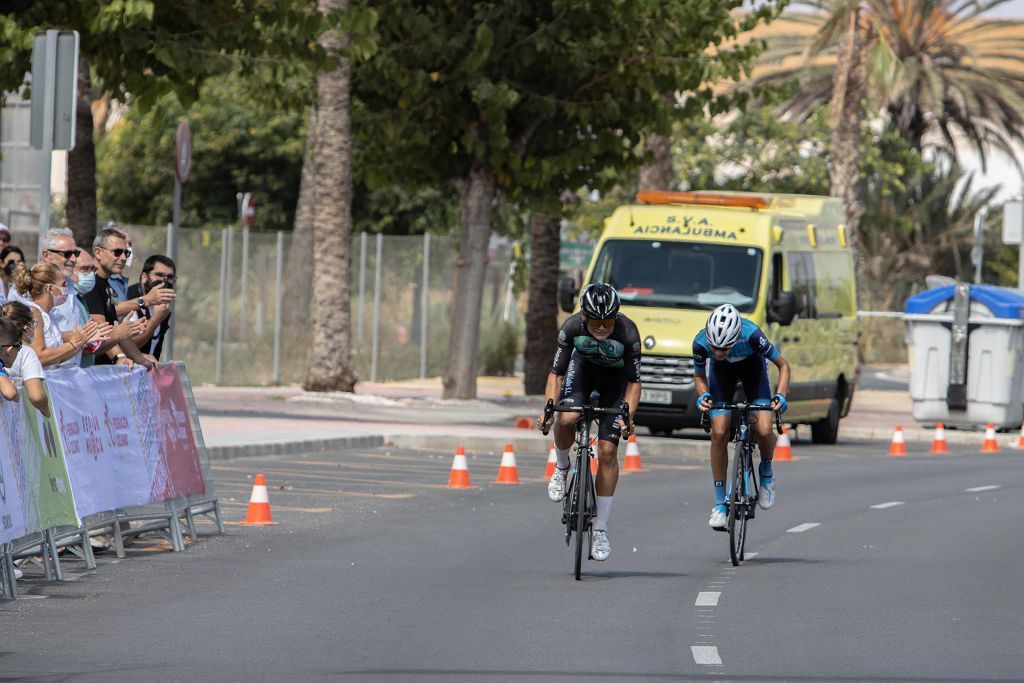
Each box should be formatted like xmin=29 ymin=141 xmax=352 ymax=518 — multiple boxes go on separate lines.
xmin=0 ymin=223 xmax=10 ymax=236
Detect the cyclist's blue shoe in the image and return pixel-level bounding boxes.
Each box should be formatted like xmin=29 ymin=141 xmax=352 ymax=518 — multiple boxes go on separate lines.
xmin=759 ymin=476 xmax=775 ymax=510
xmin=548 ymin=466 xmax=569 ymax=502
xmin=709 ymin=504 xmax=727 ymax=531
xmin=591 ymin=529 xmax=611 ymax=561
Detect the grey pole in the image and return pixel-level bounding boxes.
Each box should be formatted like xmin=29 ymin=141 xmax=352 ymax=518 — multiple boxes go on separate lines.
xmin=420 ymin=232 xmax=430 ymax=378
xmin=358 ymin=231 xmax=367 ymax=344
xmin=240 ymin=224 xmax=250 ymax=335
xmin=215 ymin=228 xmax=229 ymax=384
xmin=273 ymin=231 xmax=284 ymax=385
xmin=971 ymin=207 xmax=988 ymax=284
xmin=36 ymin=31 xmax=58 ymax=252
xmin=370 ymin=232 xmax=383 ymax=382
xmin=224 ymin=228 xmax=235 ymax=340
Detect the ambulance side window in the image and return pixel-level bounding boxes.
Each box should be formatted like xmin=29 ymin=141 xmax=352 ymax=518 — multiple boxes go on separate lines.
xmin=787 ymin=252 xmax=817 ymax=319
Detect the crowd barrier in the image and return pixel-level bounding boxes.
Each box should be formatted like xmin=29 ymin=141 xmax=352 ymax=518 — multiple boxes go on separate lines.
xmin=0 ymin=362 xmax=221 ymax=599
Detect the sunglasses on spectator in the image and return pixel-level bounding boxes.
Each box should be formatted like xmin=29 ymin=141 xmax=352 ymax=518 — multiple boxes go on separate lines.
xmin=97 ymin=246 xmax=132 ymax=258
xmin=0 ymin=235 xmax=10 ymax=243
xmin=149 ymin=273 xmax=177 ymax=283
xmin=47 ymin=248 xmax=80 ymax=259
xmin=75 ymin=265 xmax=98 ymax=273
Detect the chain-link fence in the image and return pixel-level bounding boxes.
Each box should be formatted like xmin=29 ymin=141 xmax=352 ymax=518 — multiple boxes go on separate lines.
xmin=67 ymin=225 xmax=524 ymax=386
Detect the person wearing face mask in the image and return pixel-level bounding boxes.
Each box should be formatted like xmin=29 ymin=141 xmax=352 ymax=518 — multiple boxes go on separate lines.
xmin=0 ymin=245 xmax=26 ymax=302
xmin=127 ymin=254 xmax=176 ymax=360
xmin=11 ymin=262 xmax=109 ymax=368
xmin=72 ymin=248 xmax=101 ymax=367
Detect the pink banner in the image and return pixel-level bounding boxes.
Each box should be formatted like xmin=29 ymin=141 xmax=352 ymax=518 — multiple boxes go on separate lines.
xmin=152 ymin=365 xmax=205 ymax=499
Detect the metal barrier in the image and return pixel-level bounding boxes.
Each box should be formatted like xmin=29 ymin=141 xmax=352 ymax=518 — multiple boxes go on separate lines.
xmin=0 ymin=362 xmax=222 ymax=600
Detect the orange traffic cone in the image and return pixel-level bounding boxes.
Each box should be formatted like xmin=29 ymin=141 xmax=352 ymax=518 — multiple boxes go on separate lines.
xmin=622 ymin=434 xmax=644 ymax=472
xmin=774 ymin=426 xmax=792 ymax=461
xmin=544 ymin=442 xmax=557 ymax=478
xmin=981 ymin=423 xmax=999 ymax=453
xmin=240 ymin=473 xmax=279 ymax=525
xmin=1014 ymin=422 xmax=1024 ymax=449
xmin=930 ymin=422 xmax=949 ymax=453
xmin=495 ymin=443 xmax=520 ymax=485
xmin=447 ymin=446 xmax=471 ymax=488
xmin=888 ymin=426 xmax=907 ymax=456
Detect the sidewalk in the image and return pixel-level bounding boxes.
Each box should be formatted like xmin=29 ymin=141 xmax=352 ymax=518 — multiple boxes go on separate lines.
xmin=193 ymin=373 xmax=1018 ymax=460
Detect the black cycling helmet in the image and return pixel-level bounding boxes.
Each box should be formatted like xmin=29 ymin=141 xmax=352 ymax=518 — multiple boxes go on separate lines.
xmin=579 ymin=282 xmax=621 ymax=320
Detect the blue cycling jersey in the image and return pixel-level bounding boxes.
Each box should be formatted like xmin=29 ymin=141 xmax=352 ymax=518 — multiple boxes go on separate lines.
xmin=692 ymin=318 xmax=779 ymax=374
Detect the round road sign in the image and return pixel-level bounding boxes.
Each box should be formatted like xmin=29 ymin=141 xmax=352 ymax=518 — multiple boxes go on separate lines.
xmin=175 ymin=120 xmax=192 ymax=183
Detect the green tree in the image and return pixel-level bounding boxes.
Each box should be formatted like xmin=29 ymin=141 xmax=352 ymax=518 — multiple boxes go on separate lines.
xmin=354 ymin=0 xmax=783 ymax=399
xmin=0 ymin=0 xmax=325 ymax=244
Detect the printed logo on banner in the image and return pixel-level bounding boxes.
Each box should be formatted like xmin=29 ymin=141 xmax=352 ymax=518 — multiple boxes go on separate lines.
xmin=103 ymin=402 xmax=130 ymax=449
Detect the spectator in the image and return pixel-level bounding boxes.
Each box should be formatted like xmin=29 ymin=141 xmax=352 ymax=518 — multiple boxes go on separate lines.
xmin=31 ymin=228 xmax=81 ymax=336
xmin=73 ymin=248 xmax=99 ymax=367
xmin=0 ymin=222 xmax=11 ymax=248
xmin=0 ymin=245 xmax=25 ymax=302
xmin=82 ymin=228 xmax=154 ymax=369
xmin=108 ymin=228 xmax=132 ymax=301
xmin=11 ymin=262 xmax=107 ymax=368
xmin=0 ymin=318 xmax=19 ymax=402
xmin=0 ymin=305 xmax=50 ymax=416
xmin=127 ymin=255 xmax=175 ymax=360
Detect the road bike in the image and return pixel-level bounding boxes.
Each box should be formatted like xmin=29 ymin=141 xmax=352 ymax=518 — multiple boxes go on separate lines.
xmin=543 ymin=398 xmax=631 ymax=580
xmin=701 ymin=402 xmax=782 ymax=566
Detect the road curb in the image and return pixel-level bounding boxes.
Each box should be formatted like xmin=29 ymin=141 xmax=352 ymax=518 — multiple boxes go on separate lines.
xmin=207 ymin=435 xmax=386 ymax=460
xmin=385 ymin=433 xmax=710 ymax=459
xmin=839 ymin=425 xmax=1020 ymax=447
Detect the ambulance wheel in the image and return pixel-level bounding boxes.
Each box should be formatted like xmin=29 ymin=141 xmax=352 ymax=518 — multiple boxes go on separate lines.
xmin=811 ymin=397 xmax=840 ymax=444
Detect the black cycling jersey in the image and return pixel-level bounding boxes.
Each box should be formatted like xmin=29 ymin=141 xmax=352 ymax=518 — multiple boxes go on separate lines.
xmin=551 ymin=311 xmax=642 ymax=383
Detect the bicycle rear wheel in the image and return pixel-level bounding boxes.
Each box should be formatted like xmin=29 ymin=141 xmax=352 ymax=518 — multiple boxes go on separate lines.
xmin=728 ymin=445 xmax=748 ymax=566
xmin=573 ymin=452 xmax=591 ymax=580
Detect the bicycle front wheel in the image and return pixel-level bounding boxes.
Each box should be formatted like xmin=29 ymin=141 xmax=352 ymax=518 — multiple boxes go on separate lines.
xmin=573 ymin=452 xmax=590 ymax=580
xmin=728 ymin=445 xmax=748 ymax=566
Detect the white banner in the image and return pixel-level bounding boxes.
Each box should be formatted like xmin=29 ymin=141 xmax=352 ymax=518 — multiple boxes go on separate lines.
xmin=47 ymin=366 xmax=176 ymax=518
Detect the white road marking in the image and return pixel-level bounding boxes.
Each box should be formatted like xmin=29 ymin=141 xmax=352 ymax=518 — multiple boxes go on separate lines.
xmin=691 ymin=645 xmax=722 ymax=665
xmin=746 ymin=552 xmax=758 ymax=559
xmin=870 ymin=501 xmax=905 ymax=509
xmin=695 ymin=591 xmax=721 ymax=607
xmin=966 ymin=485 xmax=1001 ymax=492
xmin=787 ymin=523 xmax=821 ymax=533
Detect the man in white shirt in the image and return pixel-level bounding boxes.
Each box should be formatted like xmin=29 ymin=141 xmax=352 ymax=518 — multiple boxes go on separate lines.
xmin=38 ymin=228 xmax=81 ymax=335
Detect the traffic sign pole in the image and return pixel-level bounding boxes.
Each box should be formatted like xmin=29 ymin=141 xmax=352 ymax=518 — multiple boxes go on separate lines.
xmin=238 ymin=192 xmax=254 ymax=335
xmin=166 ymin=120 xmax=191 ymax=360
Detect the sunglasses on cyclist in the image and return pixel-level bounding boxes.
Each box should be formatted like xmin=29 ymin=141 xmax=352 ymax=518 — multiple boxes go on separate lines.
xmin=709 ymin=345 xmax=734 ymax=354
xmin=47 ymin=248 xmax=81 ymax=259
xmin=98 ymin=246 xmax=132 ymax=258
xmin=587 ymin=317 xmax=616 ymax=327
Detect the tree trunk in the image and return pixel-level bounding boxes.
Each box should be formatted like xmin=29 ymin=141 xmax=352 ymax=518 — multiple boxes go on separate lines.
xmin=523 ymin=212 xmax=560 ymax=395
xmin=284 ymin=106 xmax=316 ymax=329
xmin=66 ymin=55 xmax=96 ymax=246
xmin=638 ymin=132 xmax=674 ymax=190
xmin=303 ymin=0 xmax=357 ymax=392
xmin=443 ymin=168 xmax=495 ymax=399
xmin=829 ymin=7 xmax=866 ymax=274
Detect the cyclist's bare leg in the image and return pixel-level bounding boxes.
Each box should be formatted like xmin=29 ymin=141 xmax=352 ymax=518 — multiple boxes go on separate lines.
xmin=753 ymin=411 xmax=777 ymax=464
xmin=709 ymin=413 xmax=732 ymax=481
xmin=552 ymin=413 xmax=577 ymax=462
xmin=595 ymin=439 xmax=619 ymax=496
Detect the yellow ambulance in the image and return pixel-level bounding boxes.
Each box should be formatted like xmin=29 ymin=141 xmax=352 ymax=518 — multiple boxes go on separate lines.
xmin=559 ymin=190 xmax=859 ymax=443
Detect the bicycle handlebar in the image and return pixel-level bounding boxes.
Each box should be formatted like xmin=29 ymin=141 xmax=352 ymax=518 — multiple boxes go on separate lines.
xmin=541 ymin=398 xmax=632 ymax=436
xmin=699 ymin=402 xmax=783 ymax=435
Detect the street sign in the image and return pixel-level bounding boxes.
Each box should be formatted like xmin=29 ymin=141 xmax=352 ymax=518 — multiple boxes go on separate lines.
xmin=241 ymin=193 xmax=256 ymax=228
xmin=175 ymin=120 xmax=192 ymax=183
xmin=29 ymin=30 xmax=79 ymax=151
xmin=1003 ymin=200 xmax=1023 ymax=245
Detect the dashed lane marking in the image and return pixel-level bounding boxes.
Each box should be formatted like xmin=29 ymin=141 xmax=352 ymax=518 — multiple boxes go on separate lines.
xmin=695 ymin=591 xmax=721 ymax=607
xmin=691 ymin=646 xmax=722 ymax=665
xmin=221 ymin=501 xmax=334 ymax=513
xmin=787 ymin=523 xmax=820 ymax=533
xmin=870 ymin=501 xmax=905 ymax=509
xmin=965 ymin=485 xmax=1001 ymax=492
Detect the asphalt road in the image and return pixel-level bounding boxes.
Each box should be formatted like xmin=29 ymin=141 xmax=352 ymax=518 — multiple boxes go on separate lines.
xmin=2 ymin=438 xmax=1021 ymax=681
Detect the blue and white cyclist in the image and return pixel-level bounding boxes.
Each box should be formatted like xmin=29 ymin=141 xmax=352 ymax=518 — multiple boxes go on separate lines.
xmin=693 ymin=304 xmax=791 ymax=531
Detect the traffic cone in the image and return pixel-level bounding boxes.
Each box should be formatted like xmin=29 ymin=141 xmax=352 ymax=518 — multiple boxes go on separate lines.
xmin=930 ymin=422 xmax=949 ymax=453
xmin=495 ymin=443 xmax=521 ymax=485
xmin=888 ymin=426 xmax=907 ymax=456
xmin=240 ymin=473 xmax=279 ymax=525
xmin=774 ymin=426 xmax=792 ymax=461
xmin=1015 ymin=422 xmax=1024 ymax=449
xmin=981 ymin=423 xmax=999 ymax=453
xmin=622 ymin=434 xmax=644 ymax=472
xmin=447 ymin=446 xmax=471 ymax=488
xmin=544 ymin=442 xmax=557 ymax=478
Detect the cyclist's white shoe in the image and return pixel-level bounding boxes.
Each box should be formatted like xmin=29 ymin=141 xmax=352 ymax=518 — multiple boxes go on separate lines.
xmin=548 ymin=466 xmax=569 ymax=502
xmin=709 ymin=505 xmax=728 ymax=531
xmin=759 ymin=478 xmax=775 ymax=510
xmin=591 ymin=529 xmax=611 ymax=561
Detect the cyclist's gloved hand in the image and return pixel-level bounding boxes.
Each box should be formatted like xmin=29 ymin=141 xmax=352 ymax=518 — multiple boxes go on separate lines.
xmin=696 ymin=391 xmax=712 ymax=412
xmin=772 ymin=392 xmax=788 ymax=414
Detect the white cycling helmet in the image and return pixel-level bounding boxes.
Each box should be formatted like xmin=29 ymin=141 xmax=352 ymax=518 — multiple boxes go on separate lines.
xmin=705 ymin=304 xmax=742 ymax=348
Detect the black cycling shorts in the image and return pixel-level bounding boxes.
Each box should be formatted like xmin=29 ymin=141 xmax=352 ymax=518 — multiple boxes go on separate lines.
xmin=708 ymin=354 xmax=772 ymax=418
xmin=558 ymin=353 xmax=626 ymax=445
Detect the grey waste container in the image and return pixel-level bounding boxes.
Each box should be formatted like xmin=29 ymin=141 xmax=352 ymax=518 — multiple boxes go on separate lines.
xmin=904 ymin=283 xmax=1024 ymax=430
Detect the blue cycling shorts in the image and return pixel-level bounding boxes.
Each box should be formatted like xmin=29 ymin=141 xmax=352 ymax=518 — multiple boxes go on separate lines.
xmin=708 ymin=355 xmax=772 ymax=418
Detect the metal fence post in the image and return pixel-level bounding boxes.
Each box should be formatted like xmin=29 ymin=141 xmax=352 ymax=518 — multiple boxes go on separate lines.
xmin=370 ymin=232 xmax=382 ymax=383
xmin=358 ymin=231 xmax=367 ymax=344
xmin=273 ymin=231 xmax=284 ymax=385
xmin=420 ymin=232 xmax=430 ymax=378
xmin=215 ymin=228 xmax=229 ymax=385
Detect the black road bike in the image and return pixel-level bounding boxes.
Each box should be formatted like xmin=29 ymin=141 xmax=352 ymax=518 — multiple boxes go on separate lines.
xmin=701 ymin=402 xmax=782 ymax=566
xmin=543 ymin=398 xmax=631 ymax=580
